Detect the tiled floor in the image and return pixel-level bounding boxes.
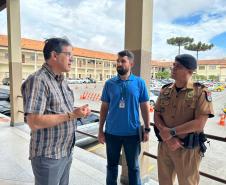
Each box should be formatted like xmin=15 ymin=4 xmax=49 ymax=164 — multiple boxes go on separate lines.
xmin=0 ymin=114 xmax=158 ymax=185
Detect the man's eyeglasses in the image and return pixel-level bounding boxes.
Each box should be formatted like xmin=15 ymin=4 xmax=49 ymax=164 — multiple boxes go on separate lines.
xmin=57 ymin=52 xmax=74 ymax=61
xmin=59 ymin=52 xmax=73 ymax=57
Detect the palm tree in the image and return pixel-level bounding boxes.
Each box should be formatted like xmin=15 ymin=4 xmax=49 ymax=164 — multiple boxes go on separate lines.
xmin=167 ymin=37 xmax=194 ymax=54
xmin=184 ymin=42 xmax=214 ymax=60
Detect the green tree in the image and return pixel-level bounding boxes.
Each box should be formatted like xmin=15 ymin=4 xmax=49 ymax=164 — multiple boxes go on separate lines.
xmin=193 ymin=74 xmax=207 ymax=81
xmin=155 ymin=71 xmax=170 ymax=79
xmin=167 ymin=37 xmax=194 ymax=54
xmin=208 ymin=75 xmax=218 ymax=81
xmin=184 ymin=41 xmax=214 ymax=60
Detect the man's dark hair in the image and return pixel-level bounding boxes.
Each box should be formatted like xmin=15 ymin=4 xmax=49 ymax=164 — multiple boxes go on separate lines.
xmin=43 ymin=37 xmax=72 ymax=60
xmin=118 ymin=50 xmax=134 ymax=61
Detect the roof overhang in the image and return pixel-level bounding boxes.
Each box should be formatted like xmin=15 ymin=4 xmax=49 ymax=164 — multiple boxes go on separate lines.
xmin=0 ymin=0 xmax=6 ymax=11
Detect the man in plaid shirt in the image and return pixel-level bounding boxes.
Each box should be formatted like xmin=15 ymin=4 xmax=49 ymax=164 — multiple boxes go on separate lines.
xmin=21 ymin=37 xmax=90 ymax=185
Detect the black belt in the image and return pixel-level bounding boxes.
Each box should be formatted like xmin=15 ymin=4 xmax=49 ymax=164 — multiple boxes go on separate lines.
xmin=154 ymin=125 xmax=208 ymax=155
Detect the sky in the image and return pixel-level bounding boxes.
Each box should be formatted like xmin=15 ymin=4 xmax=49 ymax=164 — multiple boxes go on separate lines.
xmin=0 ymin=0 xmax=226 ymax=60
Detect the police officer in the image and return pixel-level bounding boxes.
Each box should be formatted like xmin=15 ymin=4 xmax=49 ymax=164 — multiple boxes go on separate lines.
xmin=154 ymin=54 xmax=214 ymax=185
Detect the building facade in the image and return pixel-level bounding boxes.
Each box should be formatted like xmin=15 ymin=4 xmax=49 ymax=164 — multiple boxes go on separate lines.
xmin=1 ymin=35 xmax=226 ymax=83
xmin=0 ymin=35 xmax=117 ymax=82
xmin=151 ymin=60 xmax=226 ymax=82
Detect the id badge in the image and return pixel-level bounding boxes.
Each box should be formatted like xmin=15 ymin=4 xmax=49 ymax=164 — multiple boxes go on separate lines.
xmin=119 ymin=99 xmax=125 ymax=108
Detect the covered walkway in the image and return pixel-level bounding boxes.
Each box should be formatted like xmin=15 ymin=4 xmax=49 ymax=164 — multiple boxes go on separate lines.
xmin=0 ymin=113 xmax=158 ymax=185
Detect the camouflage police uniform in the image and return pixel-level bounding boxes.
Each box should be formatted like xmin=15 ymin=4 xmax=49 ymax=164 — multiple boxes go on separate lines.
xmin=155 ymin=80 xmax=214 ymax=185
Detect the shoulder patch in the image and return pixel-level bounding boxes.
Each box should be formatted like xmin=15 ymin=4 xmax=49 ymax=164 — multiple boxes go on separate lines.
xmin=194 ymin=82 xmax=206 ymax=88
xmin=204 ymin=91 xmax=212 ymax=102
xmin=162 ymin=83 xmax=173 ymax=89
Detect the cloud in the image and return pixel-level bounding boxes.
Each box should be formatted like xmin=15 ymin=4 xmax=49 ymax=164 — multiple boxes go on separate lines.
xmin=0 ymin=0 xmax=125 ymax=53
xmin=0 ymin=10 xmax=7 ymax=34
xmin=0 ymin=0 xmax=226 ymax=60
xmin=152 ymin=0 xmax=226 ymax=59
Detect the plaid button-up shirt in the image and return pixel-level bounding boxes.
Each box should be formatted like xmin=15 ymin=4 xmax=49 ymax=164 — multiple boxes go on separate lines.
xmin=21 ymin=63 xmax=75 ymax=159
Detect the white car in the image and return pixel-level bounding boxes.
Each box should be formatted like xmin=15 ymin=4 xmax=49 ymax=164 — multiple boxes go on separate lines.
xmin=149 ymin=89 xmax=160 ymax=106
xmin=67 ymin=78 xmax=83 ymax=84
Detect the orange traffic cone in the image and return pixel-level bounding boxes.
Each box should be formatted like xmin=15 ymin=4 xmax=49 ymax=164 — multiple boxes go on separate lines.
xmin=83 ymin=92 xmax=88 ymax=99
xmin=150 ymin=106 xmax=154 ymax=112
xmin=219 ymin=115 xmax=225 ymax=126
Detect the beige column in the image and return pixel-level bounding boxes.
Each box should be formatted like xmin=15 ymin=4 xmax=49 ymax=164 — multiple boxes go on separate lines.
xmin=102 ymin=60 xmax=105 ymax=81
xmin=121 ymin=0 xmax=153 ymax=184
xmin=34 ymin=51 xmax=37 ymax=71
xmin=94 ymin=59 xmax=97 ymax=80
xmin=75 ymin=57 xmax=78 ymax=78
xmin=7 ymin=0 xmax=24 ymax=126
xmin=0 ymin=1 xmax=6 ymax=11
xmin=85 ymin=59 xmax=88 ymax=78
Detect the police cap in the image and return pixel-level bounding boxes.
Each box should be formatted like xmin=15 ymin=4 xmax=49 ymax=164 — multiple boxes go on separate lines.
xmin=175 ymin=54 xmax=197 ymax=70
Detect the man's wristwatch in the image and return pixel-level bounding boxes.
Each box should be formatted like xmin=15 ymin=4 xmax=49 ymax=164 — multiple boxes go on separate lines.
xmin=67 ymin=112 xmax=76 ymax=121
xmin=144 ymin=127 xmax=151 ymax=133
xmin=169 ymin=127 xmax=177 ymax=137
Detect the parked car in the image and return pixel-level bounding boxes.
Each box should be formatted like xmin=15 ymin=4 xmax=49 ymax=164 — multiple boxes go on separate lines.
xmin=0 ymin=88 xmax=10 ymax=101
xmin=214 ymin=85 xmax=225 ymax=91
xmin=2 ymin=77 xmax=10 ymax=85
xmin=149 ymin=89 xmax=160 ymax=106
xmin=0 ymin=87 xmax=10 ymax=116
xmin=0 ymin=100 xmax=10 ymax=116
xmin=86 ymin=77 xmax=96 ymax=83
xmin=75 ymin=113 xmax=99 ymax=146
xmin=67 ymin=78 xmax=83 ymax=84
xmin=208 ymin=85 xmax=225 ymax=92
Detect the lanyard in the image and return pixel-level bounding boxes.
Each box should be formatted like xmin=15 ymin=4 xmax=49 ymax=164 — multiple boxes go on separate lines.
xmin=120 ymin=81 xmax=127 ymax=100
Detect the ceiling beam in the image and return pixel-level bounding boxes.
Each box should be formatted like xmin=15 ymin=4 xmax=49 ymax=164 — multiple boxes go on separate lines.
xmin=0 ymin=0 xmax=6 ymax=11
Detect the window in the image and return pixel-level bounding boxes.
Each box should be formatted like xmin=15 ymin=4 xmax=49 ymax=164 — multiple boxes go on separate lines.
xmin=104 ymin=62 xmax=110 ymax=67
xmin=96 ymin=60 xmax=102 ymax=65
xmin=209 ymin=65 xmax=216 ymax=70
xmin=30 ymin=54 xmax=35 ymax=61
xmin=5 ymin=52 xmax=8 ymax=59
xmin=77 ymin=59 xmax=84 ymax=67
xmin=22 ymin=54 xmax=25 ymax=63
xmin=198 ymin=66 xmax=205 ymax=70
xmin=87 ymin=59 xmax=95 ymax=64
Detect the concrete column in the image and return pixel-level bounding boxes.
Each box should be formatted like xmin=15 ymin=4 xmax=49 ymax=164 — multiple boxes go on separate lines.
xmin=121 ymin=0 xmax=153 ymax=184
xmin=102 ymin=60 xmax=104 ymax=81
xmin=85 ymin=59 xmax=88 ymax=77
xmin=34 ymin=51 xmax=37 ymax=71
xmin=75 ymin=57 xmax=78 ymax=78
xmin=94 ymin=59 xmax=97 ymax=79
xmin=7 ymin=0 xmax=24 ymax=126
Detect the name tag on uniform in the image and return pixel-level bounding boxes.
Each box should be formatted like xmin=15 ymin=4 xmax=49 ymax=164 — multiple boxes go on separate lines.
xmin=119 ymin=99 xmax=125 ymax=108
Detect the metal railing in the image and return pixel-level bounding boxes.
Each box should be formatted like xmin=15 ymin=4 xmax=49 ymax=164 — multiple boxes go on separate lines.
xmin=76 ymin=109 xmax=226 ymax=184
xmin=17 ymin=95 xmax=24 ymax=114
xmin=12 ymin=105 xmax=226 ymax=184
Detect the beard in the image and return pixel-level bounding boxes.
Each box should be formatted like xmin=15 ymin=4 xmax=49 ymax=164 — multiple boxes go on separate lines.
xmin=117 ymin=67 xmax=129 ymax=76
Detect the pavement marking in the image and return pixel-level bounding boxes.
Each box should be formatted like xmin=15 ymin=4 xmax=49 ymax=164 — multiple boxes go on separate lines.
xmin=148 ymin=164 xmax=155 ymax=172
xmin=87 ymin=143 xmax=104 ymax=152
xmin=0 ymin=117 xmax=10 ymax=123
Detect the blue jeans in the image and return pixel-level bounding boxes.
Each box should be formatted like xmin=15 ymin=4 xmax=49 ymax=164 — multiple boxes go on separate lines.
xmin=31 ymin=154 xmax=72 ymax=185
xmin=105 ymin=133 xmax=141 ymax=185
